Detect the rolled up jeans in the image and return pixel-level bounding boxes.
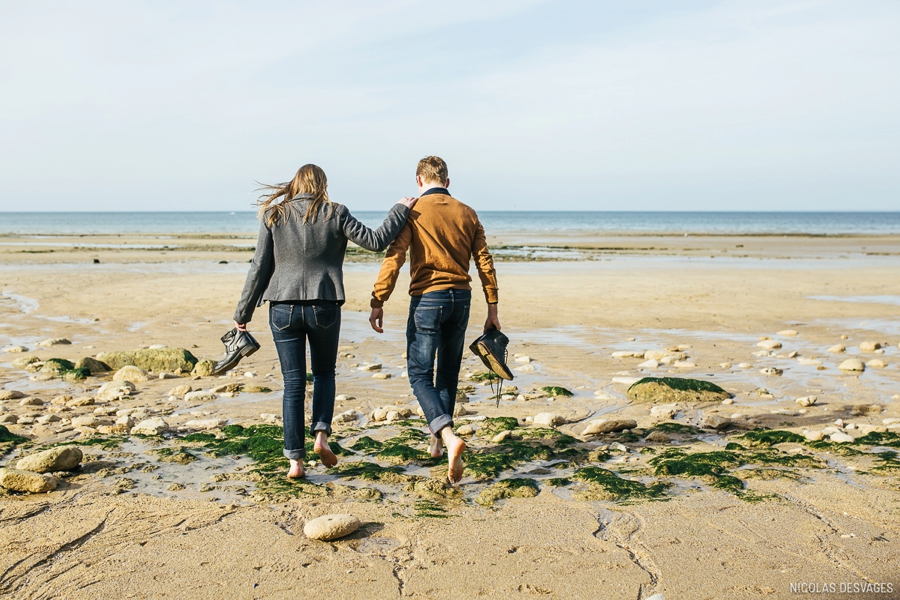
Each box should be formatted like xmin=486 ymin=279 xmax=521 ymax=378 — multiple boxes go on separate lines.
xmin=406 ymin=289 xmax=471 ymax=435
xmin=269 ymin=301 xmax=340 ymax=460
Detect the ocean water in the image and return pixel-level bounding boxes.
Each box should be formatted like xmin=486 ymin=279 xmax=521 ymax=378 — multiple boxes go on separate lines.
xmin=1 ymin=211 xmax=899 ymax=235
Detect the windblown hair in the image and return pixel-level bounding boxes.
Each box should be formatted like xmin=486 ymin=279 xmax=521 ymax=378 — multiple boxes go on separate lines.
xmin=256 ymin=164 xmax=332 ymax=227
xmin=416 ymin=156 xmax=448 ymax=185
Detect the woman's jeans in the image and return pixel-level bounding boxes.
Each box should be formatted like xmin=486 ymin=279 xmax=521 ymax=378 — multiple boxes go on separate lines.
xmin=406 ymin=289 xmax=471 ymax=435
xmin=269 ymin=301 xmax=340 ymax=460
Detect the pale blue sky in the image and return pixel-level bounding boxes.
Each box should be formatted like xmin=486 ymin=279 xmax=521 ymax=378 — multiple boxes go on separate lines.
xmin=1 ymin=0 xmax=897 ymax=212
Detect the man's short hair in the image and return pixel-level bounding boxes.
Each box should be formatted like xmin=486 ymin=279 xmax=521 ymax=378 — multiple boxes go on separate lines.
xmin=416 ymin=156 xmax=448 ymax=184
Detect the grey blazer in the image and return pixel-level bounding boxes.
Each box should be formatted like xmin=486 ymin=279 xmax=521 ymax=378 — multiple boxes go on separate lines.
xmin=233 ymin=195 xmax=410 ymax=323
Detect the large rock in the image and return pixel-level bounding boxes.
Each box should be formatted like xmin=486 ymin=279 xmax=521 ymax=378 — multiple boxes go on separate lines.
xmin=627 ymin=377 xmax=731 ymax=404
xmin=859 ymin=341 xmax=881 ymax=353
xmin=113 ymin=366 xmax=150 ymax=383
xmin=96 ymin=381 xmax=136 ymax=401
xmin=0 ymin=390 xmax=26 ymax=401
xmin=838 ymin=359 xmax=865 ymax=372
xmin=0 ymin=468 xmax=58 ymax=493
xmin=191 ymin=359 xmax=217 ymax=377
xmin=303 ymin=514 xmax=361 ymax=541
xmin=97 ymin=348 xmax=198 ymax=373
xmin=702 ymin=414 xmax=732 ymax=430
xmin=582 ymin=419 xmax=637 ymax=436
xmin=131 ymin=417 xmax=169 ymax=436
xmin=184 ymin=390 xmax=217 ymax=403
xmin=16 ymin=447 xmax=83 ymax=473
xmin=74 ymin=357 xmax=111 ymax=374
xmin=168 ymin=384 xmax=192 ymax=398
xmin=39 ymin=358 xmax=75 ymax=376
xmin=533 ymin=412 xmax=565 ymax=427
xmin=11 ymin=356 xmax=40 ymax=370
xmin=183 ymin=418 xmax=227 ymax=430
xmin=37 ymin=338 xmax=71 ymax=347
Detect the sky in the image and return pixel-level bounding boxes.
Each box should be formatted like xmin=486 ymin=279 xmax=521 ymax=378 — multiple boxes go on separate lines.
xmin=0 ymin=0 xmax=898 ymax=212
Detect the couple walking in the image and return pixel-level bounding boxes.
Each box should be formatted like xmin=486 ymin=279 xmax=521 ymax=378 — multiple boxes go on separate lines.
xmin=232 ymin=156 xmax=500 ymax=483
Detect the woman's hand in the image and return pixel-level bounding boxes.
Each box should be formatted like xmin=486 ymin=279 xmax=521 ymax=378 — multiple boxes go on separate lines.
xmin=398 ymin=196 xmax=418 ymax=209
xmin=234 ymin=321 xmax=248 ymax=332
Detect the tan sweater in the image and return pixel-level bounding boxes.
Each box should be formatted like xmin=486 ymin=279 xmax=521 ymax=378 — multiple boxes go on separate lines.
xmin=371 ymin=192 xmax=498 ymax=308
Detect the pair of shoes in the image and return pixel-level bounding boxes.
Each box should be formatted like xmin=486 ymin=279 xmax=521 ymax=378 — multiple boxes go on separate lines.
xmin=469 ymin=328 xmax=514 ymax=380
xmin=213 ymin=328 xmax=260 ymax=375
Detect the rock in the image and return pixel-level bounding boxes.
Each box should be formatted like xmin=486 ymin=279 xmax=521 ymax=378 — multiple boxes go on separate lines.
xmin=4 ymin=345 xmax=28 ymax=353
xmin=611 ymin=351 xmax=642 ymax=359
xmin=303 ymin=514 xmax=361 ymax=541
xmin=113 ymin=365 xmax=150 ymax=383
xmin=830 ymin=432 xmax=854 ymax=443
xmin=797 ymin=358 xmax=821 ymax=366
xmin=673 ymin=361 xmax=696 ymax=368
xmin=777 ymin=330 xmax=799 ymax=337
xmin=260 ymin=413 xmax=280 ymax=423
xmin=757 ymin=340 xmax=782 ymax=350
xmin=210 ymin=383 xmax=241 ymax=394
xmin=702 ymin=414 xmax=732 ymax=430
xmin=36 ymin=414 xmax=61 ymax=424
xmin=645 ymin=350 xmax=684 ymax=361
xmin=97 ymin=347 xmax=198 ymax=372
xmin=859 ymin=341 xmax=881 ymax=353
xmin=456 ymin=424 xmax=476 ymax=436
xmin=183 ymin=418 xmax=227 ymax=430
xmin=638 ymin=359 xmax=659 ymax=369
xmin=335 ymin=394 xmax=355 ymax=402
xmin=737 ymin=363 xmax=752 ymax=369
xmin=866 ymin=359 xmax=887 ymax=369
xmin=759 ymin=367 xmax=783 ymax=376
xmin=0 ymin=468 xmax=58 ymax=493
xmin=827 ymin=345 xmax=846 ymax=354
xmin=838 ymin=359 xmax=865 ymax=372
xmin=168 ymin=384 xmax=192 ymax=397
xmin=795 ymin=396 xmax=817 ymax=407
xmin=66 ymin=396 xmax=94 ymax=407
xmin=333 ymin=410 xmax=360 ymax=423
xmin=650 ymin=405 xmax=678 ymax=419
xmin=644 ymin=431 xmax=670 ymax=443
xmin=74 ymin=357 xmax=111 ymax=374
xmin=371 ymin=406 xmax=391 ymax=421
xmin=453 ymin=404 xmax=468 ymax=417
xmin=116 ymin=416 xmax=135 ymax=428
xmin=492 ymin=430 xmax=515 ymax=443
xmin=0 ymin=390 xmax=27 ymax=401
xmin=0 ymin=414 xmax=18 ymax=424
xmin=39 ymin=358 xmax=75 ymax=377
xmin=372 ymin=373 xmax=391 ymax=379
xmin=191 ymin=359 xmax=217 ymax=377
xmin=582 ymin=419 xmax=637 ymax=435
xmin=184 ymin=391 xmax=217 ymax=403
xmin=37 ymin=338 xmax=71 ymax=347
xmin=627 ymin=377 xmax=731 ymax=404
xmin=131 ymin=417 xmax=169 ymax=436
xmin=804 ymin=430 xmax=824 ymax=441
xmin=659 ymin=355 xmax=682 ymax=365
xmin=719 ymin=362 xmax=732 ymax=369
xmin=18 ymin=397 xmax=42 ymax=407
xmin=71 ymin=415 xmax=101 ymax=428
xmin=16 ymin=447 xmax=83 ymax=473
xmin=11 ymin=356 xmax=40 ymax=369
xmin=96 ymin=381 xmax=136 ymax=401
xmin=515 ymin=355 xmax=533 ymax=363
xmin=515 ymin=364 xmax=536 ymax=373
xmin=533 ymin=413 xmax=565 ymax=427
xmin=358 ymin=363 xmax=382 ymax=372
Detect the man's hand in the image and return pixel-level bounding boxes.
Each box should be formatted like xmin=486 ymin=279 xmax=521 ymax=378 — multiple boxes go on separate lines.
xmin=484 ymin=303 xmax=501 ymax=332
xmin=369 ymin=307 xmax=384 ymax=333
xmin=397 ymin=196 xmax=418 ymax=209
xmin=235 ymin=321 xmax=248 ymax=332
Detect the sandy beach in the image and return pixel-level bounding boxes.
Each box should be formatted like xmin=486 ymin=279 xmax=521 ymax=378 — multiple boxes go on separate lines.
xmin=1 ymin=230 xmax=899 ymax=599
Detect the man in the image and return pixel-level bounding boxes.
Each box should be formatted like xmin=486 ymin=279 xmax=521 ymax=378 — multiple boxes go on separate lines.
xmin=369 ymin=156 xmax=500 ymax=483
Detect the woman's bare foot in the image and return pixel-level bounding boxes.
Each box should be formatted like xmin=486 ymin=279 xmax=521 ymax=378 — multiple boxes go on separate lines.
xmin=428 ymin=434 xmax=444 ymax=458
xmin=287 ymin=459 xmax=305 ymax=479
xmin=441 ymin=429 xmax=466 ymax=483
xmin=314 ymin=431 xmax=338 ymax=468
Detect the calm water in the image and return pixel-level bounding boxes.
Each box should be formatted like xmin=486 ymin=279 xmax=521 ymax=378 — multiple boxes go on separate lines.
xmin=1 ymin=211 xmax=900 ymax=235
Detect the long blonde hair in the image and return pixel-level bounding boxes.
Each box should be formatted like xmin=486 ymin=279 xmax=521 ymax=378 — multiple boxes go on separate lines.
xmin=256 ymin=164 xmax=332 ymax=226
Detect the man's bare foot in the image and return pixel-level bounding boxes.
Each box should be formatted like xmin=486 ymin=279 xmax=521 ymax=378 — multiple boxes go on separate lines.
xmin=314 ymin=431 xmax=338 ymax=468
xmin=429 ymin=434 xmax=444 ymax=458
xmin=287 ymin=459 xmax=305 ymax=479
xmin=441 ymin=429 xmax=466 ymax=483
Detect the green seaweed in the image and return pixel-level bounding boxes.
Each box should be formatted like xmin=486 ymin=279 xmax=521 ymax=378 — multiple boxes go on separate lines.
xmin=724 ymin=442 xmax=745 ymax=451
xmin=628 ymin=377 xmax=727 ymax=394
xmin=181 ymin=432 xmax=218 ymax=443
xmin=478 ymin=417 xmax=519 ymax=437
xmin=414 ymin=499 xmax=451 ymax=519
xmin=871 ymin=450 xmax=900 ymax=473
xmin=741 ymin=430 xmax=806 ymax=446
xmin=541 ymin=386 xmax=573 ymax=397
xmin=652 ymin=422 xmax=701 ymax=435
xmin=350 ymin=436 xmax=384 ymax=453
xmin=854 ymin=431 xmax=900 ymax=448
xmin=331 ymin=461 xmax=412 ymax=484
xmin=375 ymin=442 xmax=430 ymax=465
xmin=476 ymin=478 xmax=540 ymax=506
xmin=0 ymin=425 xmax=27 ymax=444
xmin=546 ymin=477 xmax=572 ymax=487
xmin=471 ymin=372 xmax=500 ymax=383
xmin=572 ymin=467 xmax=669 ymax=501
xmin=711 ymin=475 xmax=744 ymax=492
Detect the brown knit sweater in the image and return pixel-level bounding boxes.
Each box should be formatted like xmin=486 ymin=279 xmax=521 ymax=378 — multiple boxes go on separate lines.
xmin=370 ymin=192 xmax=498 ymax=308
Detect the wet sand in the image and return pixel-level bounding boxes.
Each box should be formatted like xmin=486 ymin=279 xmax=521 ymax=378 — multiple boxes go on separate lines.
xmin=1 ymin=231 xmax=899 ymax=599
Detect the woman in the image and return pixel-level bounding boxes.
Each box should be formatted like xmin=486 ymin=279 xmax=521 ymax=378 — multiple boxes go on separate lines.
xmin=232 ymin=164 xmax=416 ymax=478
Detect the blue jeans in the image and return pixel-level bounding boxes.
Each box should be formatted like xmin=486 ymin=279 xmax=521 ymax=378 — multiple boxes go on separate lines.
xmin=269 ymin=301 xmax=340 ymax=460
xmin=406 ymin=289 xmax=471 ymax=435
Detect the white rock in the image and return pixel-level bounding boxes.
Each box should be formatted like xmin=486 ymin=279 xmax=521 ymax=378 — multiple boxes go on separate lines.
xmin=882 ymin=418 xmax=900 ymax=425
xmin=456 ymin=424 xmax=476 ymax=436
xmin=115 ymin=415 xmax=135 ymax=428
xmin=260 ymin=413 xmax=280 ymax=423
xmin=650 ymin=405 xmax=677 ymax=419
xmin=333 ymin=410 xmax=360 ymax=423
xmin=492 ymin=430 xmax=515 ymax=443
xmin=777 ymin=330 xmax=799 ymax=337
xmin=96 ymin=381 xmax=136 ymax=401
xmin=797 ymin=358 xmax=821 ymax=366
xmin=372 ymin=373 xmax=391 ymax=379
xmin=113 ymin=366 xmax=150 ymax=383
xmin=4 ymin=345 xmax=28 ymax=353
xmin=829 ymin=432 xmax=854 ymax=443
xmin=184 ymin=390 xmax=217 ymax=402
xmin=737 ymin=363 xmax=752 ymax=369
xmin=515 ymin=364 xmax=536 ymax=373
xmin=183 ymin=418 xmax=227 ymax=430
xmin=838 ymin=359 xmax=865 ymax=372
xmin=859 ymin=341 xmax=881 ymax=353
xmin=303 ymin=514 xmax=361 ymax=541
xmin=453 ymin=404 xmax=468 ymax=417
xmin=757 ymin=339 xmax=782 ymax=350
xmin=827 ymin=345 xmax=846 ymax=354
xmin=533 ymin=412 xmax=565 ymax=427
xmin=719 ymin=362 xmax=732 ymax=369
xmin=637 ymin=359 xmax=659 ymax=369
xmin=659 ymin=355 xmax=682 ymax=365
xmin=37 ymin=338 xmax=71 ymax=347
xmin=611 ymin=351 xmax=642 ymax=359
xmin=514 ymin=355 xmax=533 ymax=363
xmin=804 ymin=430 xmax=824 ymax=441
xmin=866 ymin=359 xmax=887 ymax=369
xmin=821 ymin=426 xmax=841 ymax=435
xmin=131 ymin=417 xmax=169 ymax=436
xmin=71 ymin=415 xmax=101 ymax=428
xmin=673 ymin=361 xmax=696 ymax=368
xmin=795 ymin=396 xmax=817 ymax=407
xmin=721 ymin=398 xmax=734 ymax=405
xmin=759 ymin=367 xmax=783 ymax=376
xmin=358 ymin=363 xmax=382 ymax=372
xmin=335 ymin=394 xmax=355 ymax=402
xmin=243 ymin=372 xmax=257 ymax=378
xmin=787 ymin=351 xmax=799 ymax=358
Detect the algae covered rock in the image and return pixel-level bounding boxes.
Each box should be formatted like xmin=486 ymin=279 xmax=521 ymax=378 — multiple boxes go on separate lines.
xmin=97 ymin=347 xmax=198 ymax=373
xmin=0 ymin=468 xmax=58 ymax=493
xmin=476 ymin=478 xmax=540 ymax=506
xmin=75 ymin=357 xmax=111 ymax=374
xmin=303 ymin=513 xmax=361 ymax=541
xmin=39 ymin=358 xmax=75 ymax=376
xmin=627 ymin=377 xmax=731 ymax=404
xmin=16 ymin=446 xmax=83 ymax=473
xmin=191 ymin=359 xmax=217 ymax=377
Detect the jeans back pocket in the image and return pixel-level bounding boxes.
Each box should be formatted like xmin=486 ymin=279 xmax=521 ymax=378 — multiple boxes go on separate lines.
xmin=270 ymin=304 xmax=293 ymax=331
xmin=413 ymin=305 xmax=442 ymax=333
xmin=313 ymin=304 xmax=339 ymax=329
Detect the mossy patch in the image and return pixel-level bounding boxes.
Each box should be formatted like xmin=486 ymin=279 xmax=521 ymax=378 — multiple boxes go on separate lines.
xmin=741 ymin=430 xmax=806 ymax=446
xmin=627 ymin=377 xmax=731 ymax=403
xmin=854 ymin=431 xmax=900 ymax=448
xmin=375 ymin=442 xmax=430 ymax=465
xmin=871 ymin=450 xmax=900 ymax=473
xmin=478 ymin=417 xmax=519 ymax=437
xmin=652 ymin=422 xmax=701 ymax=435
xmin=150 ymin=447 xmax=198 ymax=464
xmin=547 ymin=477 xmax=572 ymax=487
xmin=476 ymin=478 xmax=540 ymax=506
xmin=0 ymin=425 xmax=28 ymax=458
xmin=471 ymin=372 xmax=500 ymax=383
xmin=97 ymin=348 xmax=198 ymax=372
xmin=541 ymin=386 xmax=573 ymax=397
xmin=350 ymin=436 xmax=384 ymax=453
xmin=572 ymin=467 xmax=669 ymax=501
xmin=414 ymin=499 xmax=451 ymax=518
xmin=331 ymin=460 xmax=415 ymax=485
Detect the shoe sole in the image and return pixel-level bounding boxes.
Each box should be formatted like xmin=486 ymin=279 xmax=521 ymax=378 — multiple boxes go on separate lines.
xmin=473 ymin=342 xmax=514 ymax=380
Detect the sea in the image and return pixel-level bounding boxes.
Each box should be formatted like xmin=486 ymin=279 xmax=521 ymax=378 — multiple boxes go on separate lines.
xmin=1 ymin=212 xmax=900 ymax=236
